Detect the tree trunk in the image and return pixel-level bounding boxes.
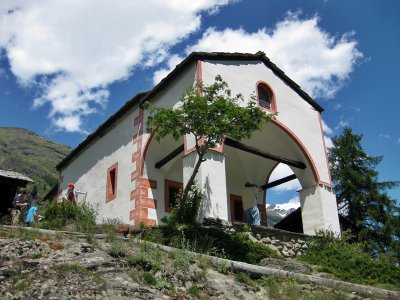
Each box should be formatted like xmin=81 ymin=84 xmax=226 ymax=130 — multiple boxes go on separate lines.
xmin=177 ymin=151 xmax=205 ymax=220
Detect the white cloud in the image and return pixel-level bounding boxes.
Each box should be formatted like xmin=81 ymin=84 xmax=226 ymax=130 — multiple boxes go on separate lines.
xmin=321 ymin=119 xmax=333 ymax=135
xmin=0 ymin=0 xmax=230 ymax=132
xmin=336 ymin=119 xmax=349 ymax=129
xmin=54 ymin=116 xmax=84 ymax=133
xmin=321 ymin=119 xmax=333 ymax=148
xmin=181 ymin=11 xmax=363 ymax=100
xmin=332 ymin=103 xmax=342 ymax=111
xmin=349 ymin=105 xmax=361 ymax=112
xmin=324 ymin=135 xmax=334 ymax=148
xmin=379 ymin=134 xmax=391 ymax=139
xmin=153 ymin=54 xmax=184 ymax=84
xmin=269 ymin=164 xmax=301 ymax=193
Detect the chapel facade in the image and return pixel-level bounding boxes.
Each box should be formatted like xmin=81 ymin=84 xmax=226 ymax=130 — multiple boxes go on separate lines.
xmin=57 ymin=52 xmax=341 ymax=235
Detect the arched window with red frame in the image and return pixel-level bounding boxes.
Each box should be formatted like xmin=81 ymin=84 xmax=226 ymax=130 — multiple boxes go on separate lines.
xmin=256 ymin=81 xmax=276 ymax=112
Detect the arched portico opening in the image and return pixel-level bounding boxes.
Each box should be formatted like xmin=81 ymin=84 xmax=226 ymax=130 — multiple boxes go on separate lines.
xmin=223 ymin=121 xmax=318 ymax=229
xmin=140 ymin=118 xmax=339 ymax=234
xmin=141 ymin=134 xmax=184 ymax=224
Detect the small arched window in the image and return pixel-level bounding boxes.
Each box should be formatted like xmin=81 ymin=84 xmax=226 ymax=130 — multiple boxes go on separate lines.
xmin=256 ymin=82 xmax=276 ymax=112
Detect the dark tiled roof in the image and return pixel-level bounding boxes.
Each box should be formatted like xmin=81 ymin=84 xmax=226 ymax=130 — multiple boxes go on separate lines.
xmin=0 ymin=169 xmax=33 ymax=183
xmin=57 ymin=52 xmax=324 ymax=170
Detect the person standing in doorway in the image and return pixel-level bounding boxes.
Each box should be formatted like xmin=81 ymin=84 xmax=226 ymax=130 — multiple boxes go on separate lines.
xmin=243 ymin=183 xmax=261 ymax=226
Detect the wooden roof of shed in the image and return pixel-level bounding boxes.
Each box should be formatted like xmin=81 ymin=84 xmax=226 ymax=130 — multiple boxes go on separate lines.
xmin=0 ymin=169 xmax=33 ymax=183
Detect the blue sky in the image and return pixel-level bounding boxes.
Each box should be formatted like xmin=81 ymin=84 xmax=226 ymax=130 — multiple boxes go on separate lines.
xmin=1 ymin=0 xmax=399 ymax=206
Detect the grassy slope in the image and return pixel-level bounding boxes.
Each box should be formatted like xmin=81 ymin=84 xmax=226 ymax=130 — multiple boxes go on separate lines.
xmin=0 ymin=127 xmax=71 ymax=197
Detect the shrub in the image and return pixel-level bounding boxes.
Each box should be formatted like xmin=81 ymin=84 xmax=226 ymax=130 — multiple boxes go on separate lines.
xmin=39 ymin=201 xmax=96 ymax=232
xmin=298 ymin=230 xmax=400 ymax=287
xmin=142 ymin=272 xmax=157 ymax=285
xmin=142 ymin=225 xmax=279 ymax=264
xmin=108 ymin=240 xmax=127 ymax=258
xmin=100 ymin=218 xmax=121 ymax=242
xmin=175 ymin=183 xmax=202 ymax=224
xmin=215 ymin=259 xmax=230 ymax=274
xmin=235 ymin=272 xmax=260 ymax=292
xmin=128 ymin=242 xmax=163 ymax=271
xmin=187 ymin=285 xmax=200 ymax=297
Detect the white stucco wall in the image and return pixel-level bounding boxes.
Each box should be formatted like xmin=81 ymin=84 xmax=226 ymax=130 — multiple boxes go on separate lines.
xmin=300 ymin=184 xmax=341 ymax=235
xmin=59 ymin=57 xmax=336 ymax=230
xmin=140 ymin=63 xmax=198 ymax=223
xmin=60 ymin=106 xmax=138 ymax=224
xmin=183 ymin=151 xmax=229 ymax=221
xmin=201 ymin=60 xmax=331 ymax=186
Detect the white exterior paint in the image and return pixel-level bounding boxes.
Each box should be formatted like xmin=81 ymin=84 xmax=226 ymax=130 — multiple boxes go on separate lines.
xmin=183 ymin=151 xmax=229 ymax=221
xmin=300 ymin=184 xmax=341 ymax=235
xmin=59 ymin=54 xmax=340 ymax=235
xmin=201 ymin=60 xmax=331 ymax=185
xmin=60 ymin=106 xmax=138 ymax=224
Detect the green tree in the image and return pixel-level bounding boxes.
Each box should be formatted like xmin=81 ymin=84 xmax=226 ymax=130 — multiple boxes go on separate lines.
xmin=145 ymin=75 xmax=274 ymax=221
xmin=329 ymin=127 xmax=400 ymax=258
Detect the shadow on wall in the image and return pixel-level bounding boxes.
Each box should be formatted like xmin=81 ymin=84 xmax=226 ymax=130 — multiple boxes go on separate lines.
xmin=199 ymin=175 xmax=212 ymax=220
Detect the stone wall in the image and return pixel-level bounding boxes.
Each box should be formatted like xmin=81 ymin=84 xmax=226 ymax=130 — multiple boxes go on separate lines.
xmin=249 ymin=226 xmax=310 ymax=258
xmin=202 ymin=218 xmax=311 ymax=258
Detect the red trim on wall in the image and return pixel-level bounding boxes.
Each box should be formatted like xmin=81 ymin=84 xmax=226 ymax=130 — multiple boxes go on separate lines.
xmin=318 ymin=113 xmax=333 ymax=185
xmin=106 ymin=162 xmax=118 ymax=203
xmin=271 ymin=119 xmax=320 ymax=184
xmin=255 ymin=80 xmax=277 ymax=113
xmin=135 ymin=197 xmax=157 ymax=209
xmin=136 ymin=178 xmax=158 ymax=189
xmin=129 ymin=108 xmax=158 ymax=226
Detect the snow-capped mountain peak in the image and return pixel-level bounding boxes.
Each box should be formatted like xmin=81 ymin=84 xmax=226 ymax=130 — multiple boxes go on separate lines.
xmin=266 ymin=198 xmax=300 ymax=217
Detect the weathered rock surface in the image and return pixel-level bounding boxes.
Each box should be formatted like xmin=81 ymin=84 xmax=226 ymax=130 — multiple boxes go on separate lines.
xmin=0 ymin=233 xmax=271 ymax=299
xmin=1 ymin=227 xmax=394 ymax=299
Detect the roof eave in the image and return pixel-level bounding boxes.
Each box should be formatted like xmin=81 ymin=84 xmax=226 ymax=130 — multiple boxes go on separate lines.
xmin=56 ymin=92 xmax=148 ymax=171
xmin=58 ymin=51 xmax=324 ymax=171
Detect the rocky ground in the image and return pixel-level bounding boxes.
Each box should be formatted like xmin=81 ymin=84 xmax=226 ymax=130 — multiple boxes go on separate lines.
xmin=0 ymin=227 xmax=377 ymax=299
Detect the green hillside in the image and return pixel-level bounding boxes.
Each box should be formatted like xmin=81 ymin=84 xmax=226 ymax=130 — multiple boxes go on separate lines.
xmin=0 ymin=127 xmax=71 ymax=197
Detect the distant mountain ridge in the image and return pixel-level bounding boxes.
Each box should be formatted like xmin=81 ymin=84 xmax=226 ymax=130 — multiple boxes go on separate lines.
xmin=267 ymin=204 xmax=297 ymax=218
xmin=0 ymin=127 xmax=71 ymax=197
xmin=266 ymin=202 xmax=300 ymax=227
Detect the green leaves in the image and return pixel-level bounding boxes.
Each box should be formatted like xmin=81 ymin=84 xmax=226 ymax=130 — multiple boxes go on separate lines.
xmin=328 ymin=127 xmax=400 ymax=260
xmin=145 ymin=75 xmax=274 ymax=149
xmin=145 ymin=75 xmax=275 ymax=220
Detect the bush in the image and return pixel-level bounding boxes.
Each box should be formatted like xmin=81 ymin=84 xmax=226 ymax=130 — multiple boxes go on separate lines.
xmin=39 ymin=201 xmax=96 ymax=232
xmin=175 ymin=183 xmax=202 ymax=224
xmin=142 ymin=272 xmax=157 ymax=285
xmin=298 ymin=230 xmax=400 ymax=287
xmin=108 ymin=240 xmax=127 ymax=258
xmin=142 ymin=225 xmax=279 ymax=264
xmin=128 ymin=242 xmax=163 ymax=271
